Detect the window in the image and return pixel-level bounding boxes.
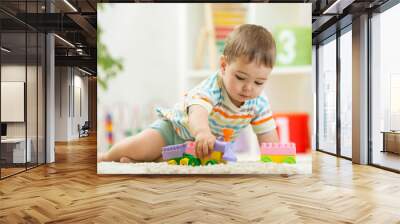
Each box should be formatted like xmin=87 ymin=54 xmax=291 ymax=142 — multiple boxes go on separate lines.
xmin=390 ymin=74 xmax=400 ymax=130
xmin=0 ymin=1 xmax=47 ymax=179
xmin=371 ymin=3 xmax=400 ymax=171
xmin=317 ymin=37 xmax=337 ymax=154
xmin=339 ymin=28 xmax=352 ymax=158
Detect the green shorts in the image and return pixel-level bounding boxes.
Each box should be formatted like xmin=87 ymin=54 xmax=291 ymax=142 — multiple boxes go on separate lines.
xmin=149 ymin=119 xmax=187 ymax=146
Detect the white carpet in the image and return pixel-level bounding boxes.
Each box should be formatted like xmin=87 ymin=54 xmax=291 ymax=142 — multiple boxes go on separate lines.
xmin=97 ymin=159 xmax=311 ymax=175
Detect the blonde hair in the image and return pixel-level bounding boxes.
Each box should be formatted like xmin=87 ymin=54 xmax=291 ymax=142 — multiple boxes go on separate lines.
xmin=223 ymin=24 xmax=276 ymax=67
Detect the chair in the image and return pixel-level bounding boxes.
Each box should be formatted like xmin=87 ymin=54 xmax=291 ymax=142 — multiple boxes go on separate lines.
xmin=79 ymin=121 xmax=90 ymax=138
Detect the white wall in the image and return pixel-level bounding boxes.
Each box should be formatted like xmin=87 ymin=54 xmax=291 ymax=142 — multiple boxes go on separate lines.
xmin=78 ymin=75 xmax=89 ymax=125
xmin=98 ymin=4 xmax=183 ymax=152
xmin=55 ymin=67 xmax=89 ymax=141
xmin=98 ymin=4 xmax=181 ymax=109
xmin=55 ymin=67 xmax=68 ymax=141
xmin=249 ymin=3 xmax=311 ymax=27
xmin=1 ymin=65 xmax=35 ymax=137
xmin=1 ymin=79 xmax=24 ymax=124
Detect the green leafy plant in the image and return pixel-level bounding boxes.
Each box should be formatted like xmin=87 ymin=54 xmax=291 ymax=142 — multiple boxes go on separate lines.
xmin=97 ymin=5 xmax=123 ymax=91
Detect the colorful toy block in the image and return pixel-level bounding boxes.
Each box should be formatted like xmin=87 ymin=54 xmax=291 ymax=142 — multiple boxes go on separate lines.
xmin=105 ymin=113 xmax=114 ymax=149
xmin=162 ymin=128 xmax=237 ymax=166
xmin=260 ymin=142 xmax=296 ymax=164
xmin=162 ymin=139 xmax=236 ymax=166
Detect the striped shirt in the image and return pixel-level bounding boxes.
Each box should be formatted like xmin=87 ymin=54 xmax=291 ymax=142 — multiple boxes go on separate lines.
xmin=156 ymin=72 xmax=276 ymax=141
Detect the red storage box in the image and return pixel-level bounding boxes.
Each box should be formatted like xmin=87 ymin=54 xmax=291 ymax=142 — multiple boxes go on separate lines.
xmin=273 ymin=113 xmax=310 ymax=153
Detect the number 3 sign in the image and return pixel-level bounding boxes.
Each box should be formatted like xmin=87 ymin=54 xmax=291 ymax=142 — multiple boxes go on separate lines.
xmin=274 ymin=26 xmax=311 ymax=67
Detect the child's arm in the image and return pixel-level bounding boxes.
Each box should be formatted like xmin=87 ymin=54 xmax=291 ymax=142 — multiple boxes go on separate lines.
xmin=188 ymin=105 xmax=216 ymax=158
xmin=257 ymin=129 xmax=279 ymax=145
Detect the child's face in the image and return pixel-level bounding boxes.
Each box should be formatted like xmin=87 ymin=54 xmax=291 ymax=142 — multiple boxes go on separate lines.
xmin=220 ymin=55 xmax=272 ymax=107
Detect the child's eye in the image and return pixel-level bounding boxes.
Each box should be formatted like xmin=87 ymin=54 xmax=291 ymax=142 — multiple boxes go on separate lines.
xmin=255 ymin=81 xmax=264 ymax=86
xmin=235 ymin=75 xmax=245 ymax=80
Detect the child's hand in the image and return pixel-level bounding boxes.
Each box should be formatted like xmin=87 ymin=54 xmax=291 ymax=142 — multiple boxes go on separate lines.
xmin=194 ymin=131 xmax=216 ymax=158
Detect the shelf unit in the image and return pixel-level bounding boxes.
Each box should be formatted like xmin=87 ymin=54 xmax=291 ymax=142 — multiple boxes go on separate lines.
xmin=181 ymin=4 xmax=312 ymax=91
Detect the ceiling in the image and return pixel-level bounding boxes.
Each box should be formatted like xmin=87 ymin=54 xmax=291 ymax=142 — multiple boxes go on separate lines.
xmin=309 ymin=0 xmax=390 ymax=43
xmin=0 ymin=0 xmax=97 ymax=75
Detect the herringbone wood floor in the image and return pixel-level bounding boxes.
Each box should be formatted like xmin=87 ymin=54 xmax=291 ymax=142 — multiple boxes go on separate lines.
xmin=1 ymin=134 xmax=400 ymax=223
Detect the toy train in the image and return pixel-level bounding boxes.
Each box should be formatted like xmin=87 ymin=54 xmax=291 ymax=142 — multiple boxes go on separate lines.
xmin=162 ymin=126 xmax=296 ymax=165
xmin=161 ymin=140 xmax=237 ymax=166
xmin=162 ymin=141 xmax=296 ymax=166
xmin=260 ymin=142 xmax=296 ymax=164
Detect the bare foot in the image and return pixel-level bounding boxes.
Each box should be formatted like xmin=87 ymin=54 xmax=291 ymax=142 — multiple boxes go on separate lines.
xmin=120 ymin=156 xmax=133 ymax=163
